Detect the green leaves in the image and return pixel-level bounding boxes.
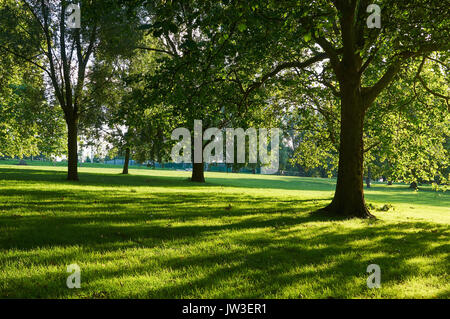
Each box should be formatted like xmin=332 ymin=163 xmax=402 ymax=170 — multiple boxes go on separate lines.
xmin=218 ymin=33 xmax=229 ymax=44
xmin=237 ymin=23 xmax=247 ymax=32
xmin=0 ymin=66 xmax=65 ymax=158
xmin=303 ymin=32 xmax=312 ymax=42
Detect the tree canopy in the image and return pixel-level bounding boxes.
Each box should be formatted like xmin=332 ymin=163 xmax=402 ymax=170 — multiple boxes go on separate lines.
xmin=0 ymin=0 xmax=448 ymax=217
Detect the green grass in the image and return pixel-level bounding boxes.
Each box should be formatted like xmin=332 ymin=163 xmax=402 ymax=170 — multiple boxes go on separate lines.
xmin=0 ymin=164 xmax=448 ymax=299
xmin=0 ymin=159 xmax=154 ymax=169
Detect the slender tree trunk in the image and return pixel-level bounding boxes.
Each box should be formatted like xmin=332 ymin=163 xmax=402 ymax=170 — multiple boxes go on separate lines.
xmin=66 ymin=119 xmax=79 ymax=181
xmin=122 ymin=147 xmax=130 ymax=174
xmin=191 ymin=128 xmax=206 ymax=182
xmin=191 ymin=162 xmax=205 ymax=182
xmin=323 ymin=81 xmax=373 ymax=218
xmin=366 ymin=165 xmax=371 ymax=188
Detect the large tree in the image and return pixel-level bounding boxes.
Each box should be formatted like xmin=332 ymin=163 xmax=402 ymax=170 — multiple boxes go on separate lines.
xmin=0 ymin=0 xmax=139 ymax=180
xmin=222 ymin=0 xmax=449 ymax=217
xmin=286 ymin=57 xmax=449 ymax=188
xmin=313 ymin=1 xmax=448 ymax=217
xmin=80 ymin=35 xmax=174 ymax=175
xmin=139 ymin=1 xmax=274 ymax=182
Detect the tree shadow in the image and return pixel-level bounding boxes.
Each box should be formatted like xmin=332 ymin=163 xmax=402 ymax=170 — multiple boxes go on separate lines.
xmin=2 ymin=217 xmax=447 ymax=298
xmin=0 ymin=167 xmax=337 ymax=192
xmin=0 ymin=166 xmax=448 ymax=298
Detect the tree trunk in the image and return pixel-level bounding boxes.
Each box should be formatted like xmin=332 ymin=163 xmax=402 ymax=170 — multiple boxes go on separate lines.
xmin=409 ymin=181 xmax=418 ymax=189
xmin=191 ymin=162 xmax=205 ymax=182
xmin=366 ymin=165 xmax=371 ymax=188
xmin=322 ymin=82 xmax=373 ymax=218
xmin=66 ymin=119 xmax=79 ymax=181
xmin=122 ymin=147 xmax=130 ymax=174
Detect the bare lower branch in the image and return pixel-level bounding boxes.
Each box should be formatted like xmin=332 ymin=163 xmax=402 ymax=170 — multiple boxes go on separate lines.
xmin=243 ymin=52 xmax=333 ymax=100
xmin=0 ymin=44 xmax=50 ymax=77
xmin=135 ymin=46 xmax=175 ymax=56
xmin=363 ymin=141 xmax=381 ymax=153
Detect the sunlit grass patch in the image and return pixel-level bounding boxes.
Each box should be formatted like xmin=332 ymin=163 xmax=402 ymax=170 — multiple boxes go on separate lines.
xmin=0 ymin=165 xmax=448 ymax=298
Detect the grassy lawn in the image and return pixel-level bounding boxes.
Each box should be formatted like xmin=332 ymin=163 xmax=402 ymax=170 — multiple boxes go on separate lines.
xmin=0 ymin=164 xmax=448 ymax=299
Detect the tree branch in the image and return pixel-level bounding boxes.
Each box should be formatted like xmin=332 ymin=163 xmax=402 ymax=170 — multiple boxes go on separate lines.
xmin=363 ymin=141 xmax=381 ymax=153
xmin=359 ymin=46 xmax=380 ymax=75
xmin=0 ymin=45 xmax=50 ymax=76
xmin=314 ymin=37 xmax=341 ymax=74
xmin=363 ymin=43 xmax=447 ymax=108
xmin=135 ymin=46 xmax=175 ymax=56
xmin=415 ymin=57 xmax=450 ymax=109
xmin=243 ymin=52 xmax=333 ymax=100
xmin=41 ymin=0 xmax=65 ymax=111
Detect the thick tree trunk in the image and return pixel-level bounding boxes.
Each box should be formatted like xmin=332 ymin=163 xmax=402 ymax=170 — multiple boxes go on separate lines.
xmin=191 ymin=162 xmax=205 ymax=182
xmin=322 ymin=83 xmax=373 ymax=218
xmin=66 ymin=119 xmax=79 ymax=181
xmin=122 ymin=147 xmax=130 ymax=174
xmin=409 ymin=181 xmax=418 ymax=189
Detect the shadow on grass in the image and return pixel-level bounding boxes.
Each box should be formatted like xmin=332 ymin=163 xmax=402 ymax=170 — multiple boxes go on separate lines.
xmin=0 ymin=167 xmax=196 ymax=188
xmin=0 ymin=166 xmax=448 ymax=298
xmin=147 ymin=222 xmax=448 ymax=298
xmin=2 ymin=213 xmax=448 ymax=298
xmin=0 ymin=186 xmax=335 ymax=250
xmin=0 ymin=166 xmax=339 ymax=194
xmin=2 ymin=166 xmax=448 ymax=201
